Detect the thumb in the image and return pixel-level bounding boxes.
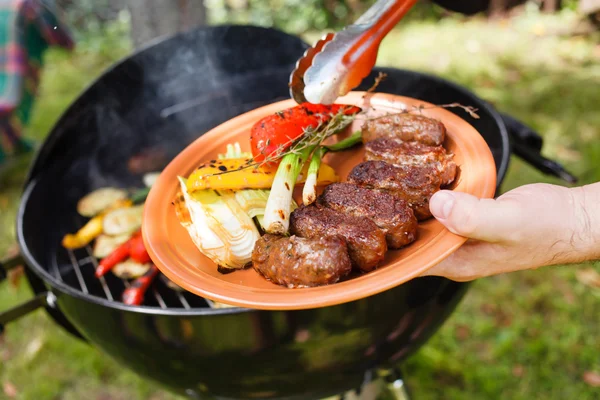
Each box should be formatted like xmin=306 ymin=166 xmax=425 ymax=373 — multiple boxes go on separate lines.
xmin=429 ymin=190 xmax=522 ymax=242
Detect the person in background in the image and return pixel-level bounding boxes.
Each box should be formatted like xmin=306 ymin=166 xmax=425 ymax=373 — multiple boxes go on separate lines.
xmin=414 ymin=0 xmax=600 ymax=281
xmin=0 ymin=0 xmax=73 ymax=168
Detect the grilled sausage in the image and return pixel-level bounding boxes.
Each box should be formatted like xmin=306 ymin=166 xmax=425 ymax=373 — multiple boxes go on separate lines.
xmin=289 ymin=205 xmax=387 ymax=272
xmin=361 ymin=113 xmax=446 ymax=146
xmin=364 ymin=138 xmax=457 ymax=186
xmin=347 ymin=160 xmax=444 ymax=221
xmin=252 ymin=234 xmax=352 ymax=288
xmin=317 ymin=183 xmax=418 ymax=249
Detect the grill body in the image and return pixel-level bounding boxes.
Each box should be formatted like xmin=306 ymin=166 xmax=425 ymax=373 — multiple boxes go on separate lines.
xmin=13 ymin=25 xmax=512 ymax=399
xmin=48 ymin=274 xmax=467 ymax=399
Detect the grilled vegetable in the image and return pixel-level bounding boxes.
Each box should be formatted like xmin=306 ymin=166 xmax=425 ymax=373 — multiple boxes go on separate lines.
xmin=129 ymin=234 xmax=151 ymax=264
xmin=302 ymin=131 xmax=363 ymax=205
xmin=103 ymin=204 xmax=144 ymax=236
xmin=302 ymin=147 xmax=326 ymax=205
xmin=95 ymin=234 xmax=137 ymax=277
xmin=233 ymin=189 xmax=270 ymax=217
xmin=122 ymin=265 xmax=160 ymax=305
xmin=176 ymin=177 xmax=260 ymax=270
xmin=143 ymin=172 xmax=160 ymax=188
xmin=62 ymin=215 xmax=105 ymax=249
xmin=210 ymin=301 xmax=237 ymax=309
xmin=63 ymin=198 xmax=133 ymax=249
xmin=92 ymin=233 xmax=131 ymax=258
xmin=160 ymin=274 xmax=185 ymax=292
xmin=261 ymin=107 xmax=359 ymax=234
xmin=130 ymin=187 xmax=151 ymax=204
xmin=112 ymin=260 xmax=151 ymax=279
xmin=77 ymin=187 xmax=128 ymax=217
xmin=262 ymin=146 xmax=315 ymax=234
xmin=218 ymin=142 xmax=251 ymax=159
xmin=324 ymin=129 xmax=363 ymax=152
xmin=185 ymin=157 xmax=339 ymax=192
xmin=249 ymin=103 xmax=361 ymax=163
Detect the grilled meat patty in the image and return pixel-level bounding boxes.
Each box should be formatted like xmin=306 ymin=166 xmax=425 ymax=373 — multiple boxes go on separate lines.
xmin=365 ymin=138 xmax=457 ymax=186
xmin=317 ymin=183 xmax=418 ymax=249
xmin=289 ymin=205 xmax=387 ymax=272
xmin=347 ymin=160 xmax=444 ymax=220
xmin=252 ymin=234 xmax=352 ymax=288
xmin=361 ymin=113 xmax=446 ymax=146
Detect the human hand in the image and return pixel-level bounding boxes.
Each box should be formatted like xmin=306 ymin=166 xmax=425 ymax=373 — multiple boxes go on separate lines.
xmin=421 ymin=182 xmax=600 ymax=281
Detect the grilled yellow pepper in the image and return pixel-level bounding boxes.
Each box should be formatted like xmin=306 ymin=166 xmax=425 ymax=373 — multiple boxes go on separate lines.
xmin=185 ymin=157 xmax=339 ymax=193
xmin=62 ymin=199 xmax=132 ymax=249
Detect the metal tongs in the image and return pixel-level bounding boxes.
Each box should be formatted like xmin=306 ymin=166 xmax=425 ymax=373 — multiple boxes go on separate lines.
xmin=290 ymin=0 xmax=418 ymax=105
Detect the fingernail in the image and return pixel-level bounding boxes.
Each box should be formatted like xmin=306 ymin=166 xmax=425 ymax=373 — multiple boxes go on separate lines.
xmin=430 ymin=191 xmax=455 ymax=219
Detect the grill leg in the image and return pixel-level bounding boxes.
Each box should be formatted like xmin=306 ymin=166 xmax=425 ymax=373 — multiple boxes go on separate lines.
xmin=337 ymin=368 xmax=411 ymax=400
xmin=381 ymin=367 xmax=411 ymax=400
xmin=387 ymin=377 xmax=410 ymax=400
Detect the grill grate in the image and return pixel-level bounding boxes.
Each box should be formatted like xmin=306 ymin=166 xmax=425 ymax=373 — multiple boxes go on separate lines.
xmin=51 ymin=216 xmax=213 ymax=309
xmin=56 ymin=245 xmax=212 ymax=309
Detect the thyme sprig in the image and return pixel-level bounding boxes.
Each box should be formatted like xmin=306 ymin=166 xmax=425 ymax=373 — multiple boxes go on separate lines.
xmin=199 ymin=107 xmax=360 ymax=178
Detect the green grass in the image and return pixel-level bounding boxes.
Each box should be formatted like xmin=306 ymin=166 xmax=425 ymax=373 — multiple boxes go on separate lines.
xmin=1 ymin=8 xmax=600 ymax=400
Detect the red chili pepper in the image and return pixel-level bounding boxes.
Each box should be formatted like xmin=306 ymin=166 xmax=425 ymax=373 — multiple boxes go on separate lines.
xmin=95 ymin=231 xmax=141 ymax=277
xmin=122 ymin=265 xmax=159 ymax=305
xmin=249 ymin=103 xmax=361 ymax=163
xmin=129 ymin=234 xmax=151 ymax=264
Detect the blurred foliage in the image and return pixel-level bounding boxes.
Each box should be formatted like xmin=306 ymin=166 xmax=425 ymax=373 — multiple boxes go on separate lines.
xmin=53 ymin=0 xmax=597 ymax=39
xmin=57 ymin=0 xmax=124 ymax=34
xmin=204 ymin=0 xmax=445 ymax=34
xmin=54 ymin=0 xmax=447 ymax=37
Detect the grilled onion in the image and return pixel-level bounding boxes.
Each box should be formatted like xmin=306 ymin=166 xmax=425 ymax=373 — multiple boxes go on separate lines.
xmin=176 ymin=177 xmax=260 ymax=270
xmin=77 ymin=187 xmax=128 ymax=217
xmin=112 ymin=260 xmax=151 ymax=279
xmin=103 ymin=205 xmax=144 ymax=236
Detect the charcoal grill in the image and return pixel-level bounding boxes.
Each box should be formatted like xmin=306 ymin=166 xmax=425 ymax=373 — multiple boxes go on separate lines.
xmin=0 ymin=25 xmax=575 ymax=399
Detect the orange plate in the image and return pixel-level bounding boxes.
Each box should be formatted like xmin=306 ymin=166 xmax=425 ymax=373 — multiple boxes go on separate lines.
xmin=143 ymin=92 xmax=497 ymax=310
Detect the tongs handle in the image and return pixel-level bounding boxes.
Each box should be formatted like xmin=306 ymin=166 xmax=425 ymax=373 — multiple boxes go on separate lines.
xmin=344 ymin=0 xmax=418 ymax=66
xmin=297 ymin=0 xmax=418 ymax=104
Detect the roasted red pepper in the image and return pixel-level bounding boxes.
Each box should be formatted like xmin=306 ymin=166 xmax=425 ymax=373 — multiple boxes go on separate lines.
xmin=95 ymin=240 xmax=131 ymax=277
xmin=122 ymin=265 xmax=160 ymax=305
xmin=129 ymin=234 xmax=151 ymax=264
xmin=249 ymin=103 xmax=361 ymax=163
xmin=95 ymin=231 xmax=141 ymax=277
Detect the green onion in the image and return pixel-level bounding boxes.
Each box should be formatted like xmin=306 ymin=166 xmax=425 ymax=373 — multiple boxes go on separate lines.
xmin=302 ymin=147 xmax=326 ymax=205
xmin=262 ymin=145 xmax=316 ymax=234
xmin=302 ymin=131 xmax=363 ymax=205
xmin=130 ymin=187 xmax=151 ymax=204
xmin=261 ymin=110 xmax=359 ymax=234
xmin=324 ymin=130 xmax=363 ymax=152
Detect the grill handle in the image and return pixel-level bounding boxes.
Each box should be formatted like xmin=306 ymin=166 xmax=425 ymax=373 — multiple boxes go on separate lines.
xmin=0 ymin=254 xmax=55 ymax=334
xmin=501 ymin=113 xmax=578 ymax=184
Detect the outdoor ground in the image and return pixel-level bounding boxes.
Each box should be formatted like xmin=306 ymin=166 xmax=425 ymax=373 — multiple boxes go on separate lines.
xmin=1 ymin=7 xmax=599 ymax=400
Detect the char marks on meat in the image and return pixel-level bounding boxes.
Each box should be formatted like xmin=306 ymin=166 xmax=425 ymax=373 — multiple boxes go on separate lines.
xmin=289 ymin=205 xmax=387 ymax=272
xmin=252 ymin=234 xmax=352 ymax=288
xmin=347 ymin=160 xmax=442 ymax=221
xmin=317 ymin=182 xmax=418 ymax=249
xmin=365 ymin=138 xmax=457 ymax=186
xmin=361 ymin=113 xmax=446 ymax=146
xmin=251 ymin=111 xmax=456 ymax=286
